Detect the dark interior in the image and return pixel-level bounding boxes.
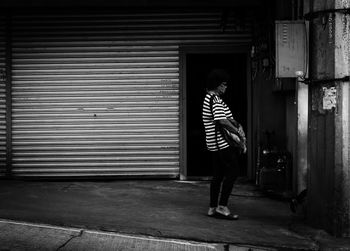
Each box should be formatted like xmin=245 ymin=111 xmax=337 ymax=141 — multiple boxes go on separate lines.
xmin=186 ymin=53 xmax=247 ymax=177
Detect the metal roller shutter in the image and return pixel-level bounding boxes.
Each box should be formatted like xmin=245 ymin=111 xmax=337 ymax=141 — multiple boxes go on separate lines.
xmin=0 ymin=16 xmax=6 ymax=176
xmin=11 ymin=10 xmax=252 ymax=177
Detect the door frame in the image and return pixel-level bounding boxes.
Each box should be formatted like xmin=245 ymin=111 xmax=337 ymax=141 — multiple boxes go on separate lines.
xmin=179 ymin=45 xmax=252 ymax=180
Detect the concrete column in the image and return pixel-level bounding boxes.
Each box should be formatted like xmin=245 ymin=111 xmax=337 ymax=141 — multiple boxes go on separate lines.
xmin=308 ymin=0 xmax=350 ymax=236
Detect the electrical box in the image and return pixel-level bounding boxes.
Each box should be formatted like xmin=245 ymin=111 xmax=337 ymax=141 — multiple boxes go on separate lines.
xmin=275 ymin=21 xmax=307 ymax=78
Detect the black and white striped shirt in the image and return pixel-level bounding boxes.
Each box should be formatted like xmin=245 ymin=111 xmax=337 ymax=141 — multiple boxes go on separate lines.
xmin=202 ymin=93 xmax=233 ymax=151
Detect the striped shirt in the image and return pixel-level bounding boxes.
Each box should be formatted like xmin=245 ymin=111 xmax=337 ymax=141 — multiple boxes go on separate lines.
xmin=202 ymin=93 xmax=233 ymax=151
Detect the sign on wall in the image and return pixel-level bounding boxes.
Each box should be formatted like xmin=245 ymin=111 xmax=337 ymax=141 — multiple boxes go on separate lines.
xmin=275 ymin=21 xmax=307 ymax=78
xmin=322 ymin=86 xmax=337 ymax=110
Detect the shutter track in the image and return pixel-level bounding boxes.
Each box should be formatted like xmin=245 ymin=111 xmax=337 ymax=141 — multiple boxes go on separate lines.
xmin=0 ymin=16 xmax=6 ymax=176
xmin=11 ymin=10 xmax=252 ymax=177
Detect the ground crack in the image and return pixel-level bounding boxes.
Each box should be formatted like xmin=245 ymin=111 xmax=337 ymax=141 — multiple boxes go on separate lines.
xmin=56 ymin=230 xmax=84 ymax=250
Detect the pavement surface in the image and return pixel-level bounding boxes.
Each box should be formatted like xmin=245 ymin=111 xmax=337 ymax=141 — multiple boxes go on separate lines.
xmin=0 ymin=219 xmax=226 ymax=251
xmin=0 ymin=179 xmax=349 ymax=250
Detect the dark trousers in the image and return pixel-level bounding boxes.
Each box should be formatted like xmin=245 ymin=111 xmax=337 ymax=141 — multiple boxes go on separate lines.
xmin=209 ymin=147 xmax=239 ymax=207
xmin=295 ymin=189 xmax=307 ymax=204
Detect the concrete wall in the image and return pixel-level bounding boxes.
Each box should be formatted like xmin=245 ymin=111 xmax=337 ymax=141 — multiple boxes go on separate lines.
xmin=307 ymin=0 xmax=350 ymax=237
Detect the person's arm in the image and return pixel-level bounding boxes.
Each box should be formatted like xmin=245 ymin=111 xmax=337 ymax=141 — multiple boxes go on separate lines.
xmin=217 ymin=119 xmax=239 ymax=134
xmin=218 ymin=119 xmax=247 ymax=153
xmin=212 ymin=97 xmax=240 ymax=134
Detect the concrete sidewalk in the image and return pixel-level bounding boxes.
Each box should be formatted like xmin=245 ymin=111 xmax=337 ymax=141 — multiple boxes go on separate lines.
xmin=0 ymin=179 xmax=349 ymax=250
xmin=0 ymin=219 xmax=227 ymax=251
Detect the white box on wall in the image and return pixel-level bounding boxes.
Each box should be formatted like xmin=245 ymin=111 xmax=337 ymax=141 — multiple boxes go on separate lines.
xmin=275 ymin=21 xmax=307 ymax=78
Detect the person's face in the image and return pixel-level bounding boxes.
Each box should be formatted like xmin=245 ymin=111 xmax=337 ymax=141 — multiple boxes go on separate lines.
xmin=217 ymin=82 xmax=228 ymax=96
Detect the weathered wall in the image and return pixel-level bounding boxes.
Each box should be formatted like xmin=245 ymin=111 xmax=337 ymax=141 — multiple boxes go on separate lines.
xmin=308 ymin=0 xmax=350 ymax=237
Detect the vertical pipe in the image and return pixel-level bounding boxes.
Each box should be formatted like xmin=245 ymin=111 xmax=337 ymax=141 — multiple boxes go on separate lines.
xmin=295 ymin=0 xmax=310 ymax=195
xmin=296 ymin=81 xmax=308 ymax=193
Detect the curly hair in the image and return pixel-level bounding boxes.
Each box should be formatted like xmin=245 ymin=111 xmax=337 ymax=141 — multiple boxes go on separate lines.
xmin=206 ymin=69 xmax=231 ymax=90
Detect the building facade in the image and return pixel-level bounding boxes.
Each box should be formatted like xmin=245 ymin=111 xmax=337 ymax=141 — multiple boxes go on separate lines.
xmin=0 ymin=4 xmax=258 ymax=178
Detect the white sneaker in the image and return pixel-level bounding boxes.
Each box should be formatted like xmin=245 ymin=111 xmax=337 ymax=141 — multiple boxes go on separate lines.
xmin=215 ymin=205 xmax=231 ymax=216
xmin=207 ymin=207 xmax=216 ymax=216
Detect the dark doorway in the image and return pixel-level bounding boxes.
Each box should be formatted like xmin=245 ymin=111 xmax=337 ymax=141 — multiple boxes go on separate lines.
xmin=186 ymin=53 xmax=247 ymax=177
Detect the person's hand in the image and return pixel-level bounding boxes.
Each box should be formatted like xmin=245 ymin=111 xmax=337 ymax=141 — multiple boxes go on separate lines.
xmin=230 ymin=133 xmax=240 ymax=143
xmin=242 ymin=145 xmax=247 ymax=154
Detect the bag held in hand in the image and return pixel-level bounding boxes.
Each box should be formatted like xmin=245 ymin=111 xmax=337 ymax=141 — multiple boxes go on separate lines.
xmin=219 ymin=118 xmax=246 ymax=150
xmin=210 ymin=95 xmax=246 ymax=151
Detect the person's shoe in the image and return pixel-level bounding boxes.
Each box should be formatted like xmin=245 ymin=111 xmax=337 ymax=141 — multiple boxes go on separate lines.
xmin=215 ymin=206 xmax=239 ymax=220
xmin=207 ymin=207 xmax=216 ymax=216
xmin=216 ymin=205 xmax=231 ymax=216
xmin=290 ymin=199 xmax=298 ymax=213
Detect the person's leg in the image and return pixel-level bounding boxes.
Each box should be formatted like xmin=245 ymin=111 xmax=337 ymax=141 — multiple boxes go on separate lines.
xmin=210 ymin=177 xmax=223 ymax=208
xmin=218 ymin=147 xmax=239 ymax=206
xmin=296 ymin=189 xmax=307 ymax=204
xmin=209 ymin=151 xmax=224 ymax=208
xmin=290 ymin=189 xmax=308 ymax=213
xmin=214 ymin=147 xmax=239 ymax=220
